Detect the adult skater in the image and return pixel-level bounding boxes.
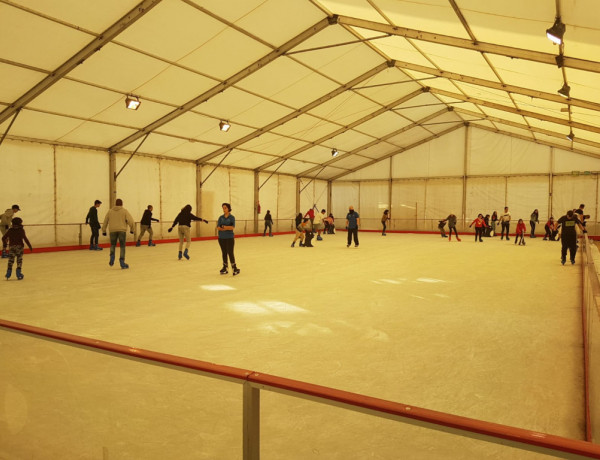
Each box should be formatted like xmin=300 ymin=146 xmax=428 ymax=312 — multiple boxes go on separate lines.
xmin=441 ymin=214 xmax=461 ymax=241
xmin=557 ymin=210 xmax=585 ymax=265
xmin=101 ymin=199 xmax=135 ymax=269
xmin=345 ymin=205 xmax=360 ymax=248
xmin=515 ymin=219 xmax=526 ymax=245
xmin=314 ymin=209 xmax=326 ymax=241
xmin=1 ymin=204 xmax=20 ymax=258
xmin=574 ymin=204 xmax=590 ymax=228
xmin=529 ymin=209 xmax=539 ymax=238
xmin=499 ymin=206 xmax=511 ymax=241
xmin=437 ymin=219 xmax=447 ymax=238
xmin=85 ymin=200 xmax=103 ymax=250
xmin=490 ymin=211 xmax=498 ymax=236
xmin=2 ymin=217 xmax=33 ymax=280
xmin=217 ymin=203 xmax=240 ymax=275
xmin=263 ymin=210 xmax=273 ymax=237
xmin=324 ymin=213 xmax=335 ymax=234
xmin=468 ymin=213 xmax=487 ymax=242
xmin=136 ymin=205 xmax=159 ymax=246
xmin=483 ymin=214 xmax=491 ymax=237
xmin=291 ymin=217 xmax=309 ymax=247
xmin=167 ymin=204 xmax=208 ymax=260
xmin=381 ymin=209 xmax=389 ymax=236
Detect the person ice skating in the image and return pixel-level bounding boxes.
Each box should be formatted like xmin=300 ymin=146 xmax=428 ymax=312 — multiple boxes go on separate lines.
xmin=529 ymin=209 xmax=539 ymax=238
xmin=515 ymin=219 xmax=527 ymax=245
xmin=437 ymin=219 xmax=447 ymax=238
xmin=217 ymin=203 xmax=240 ymax=275
xmin=557 ymin=210 xmax=585 ymax=265
xmin=499 ymin=207 xmax=511 ymax=240
xmin=1 ymin=205 xmax=20 ymax=258
xmin=314 ymin=209 xmax=326 ymax=240
xmin=483 ymin=214 xmax=491 ymax=237
xmin=291 ymin=217 xmax=310 ymax=247
xmin=304 ymin=207 xmax=315 ymax=225
xmin=574 ymin=204 xmax=590 ymax=228
xmin=168 ymin=204 xmax=208 ymax=260
xmin=441 ymin=214 xmax=461 ymax=241
xmin=345 ymin=206 xmax=360 ymax=248
xmin=490 ymin=211 xmax=498 ymax=237
xmin=102 ymin=199 xmax=135 ymax=269
xmin=381 ymin=210 xmax=389 ymax=236
xmin=469 ymin=213 xmax=488 ymax=242
xmin=544 ymin=217 xmax=558 ymax=241
xmin=324 ymin=213 xmax=335 ymax=234
xmin=85 ymin=200 xmax=103 ymax=251
xmin=2 ymin=217 xmax=32 ymax=280
xmin=263 ymin=210 xmax=273 ymax=237
xmin=137 ymin=205 xmax=159 ymax=247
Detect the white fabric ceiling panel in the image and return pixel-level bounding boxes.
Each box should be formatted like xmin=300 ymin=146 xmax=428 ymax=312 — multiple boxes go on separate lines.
xmin=416 ymin=42 xmax=500 ymax=82
xmin=194 ymin=87 xmax=272 ymax=123
xmin=465 ymin=177 xmax=505 ymax=220
xmin=331 ymin=181 xmax=359 ymax=219
xmin=553 ymin=149 xmax=600 ymax=173
xmin=6 ymin=110 xmax=84 ymax=141
xmin=326 ymin=130 xmax=377 ymax=153
xmin=571 ymin=106 xmax=600 ymax=128
xmin=128 ymin=133 xmax=188 ymax=156
xmin=212 ymin=150 xmax=275 ymax=170
xmin=393 ymin=92 xmax=446 ymax=121
xmin=483 ymin=123 xmax=534 ymax=139
xmin=511 ymin=94 xmax=566 ymax=118
xmin=485 ymin=55 xmax=563 ymax=96
xmin=468 ymin=120 xmax=497 ymax=130
xmin=359 ymin=181 xmax=389 ymax=218
xmin=436 ymin=95 xmax=483 ymax=114
xmin=227 ymin=98 xmax=294 ymax=128
xmin=307 ymin=91 xmax=381 ymax=124
xmin=316 ymin=0 xmax=385 ymax=21
xmin=363 ymin=34 xmax=434 ymax=67
xmin=421 ymin=112 xmax=463 ymax=134
xmin=453 ymin=82 xmax=515 ymax=107
xmin=292 ymin=145 xmax=334 ymax=164
xmin=533 ymin=133 xmax=581 ymax=152
xmin=564 ymin=2 xmax=600 ymax=61
xmin=11 ymin=0 xmax=140 ymax=34
xmin=385 ymin=125 xmax=432 ymax=147
xmin=327 ymin=154 xmax=372 ymax=170
xmin=316 ymin=166 xmax=347 ymax=180
xmin=506 ymin=176 xmax=550 ymax=223
xmin=266 ymin=70 xmax=341 ymax=108
xmin=115 ymin=1 xmax=227 ymax=62
xmin=160 ymin=141 xmax=219 ymax=162
xmin=336 ymin=158 xmax=390 ymax=180
xmin=263 ymin=158 xmax=315 ymax=176
xmin=354 ymin=67 xmax=421 ymax=106
xmin=0 ymin=4 xmax=91 ymax=69
xmin=391 ymin=179 xmax=426 ymax=221
xmin=353 ymin=111 xmax=413 ymax=138
xmin=568 ymin=69 xmax=600 ymax=106
xmin=401 ymin=70 xmax=461 ymax=94
xmin=57 ymin=121 xmax=137 ymax=148
xmin=28 ymin=80 xmax=122 ymax=120
xmin=291 ymin=27 xmax=385 ymax=83
xmin=91 ymin=99 xmax=174 ymax=129
xmin=159 ymin=112 xmax=253 ymax=144
xmin=133 ymin=67 xmax=217 ymax=107
xmin=0 ymin=64 xmax=45 ymax=102
xmin=524 ymin=117 xmax=569 ymax=134
xmin=270 ymin=114 xmax=340 ymax=141
xmin=457 ymin=0 xmax=551 ymax=53
xmin=240 ymin=133 xmax=310 ymax=157
xmin=66 ymin=43 xmax=170 ymax=93
xmin=374 ymin=0 xmax=469 ymax=38
xmin=178 ymin=27 xmax=272 ymax=80
xmin=424 ymin=178 xmax=463 ymax=219
xmin=479 ymin=106 xmax=526 ymax=125
xmin=355 ymin=142 xmax=399 ymax=159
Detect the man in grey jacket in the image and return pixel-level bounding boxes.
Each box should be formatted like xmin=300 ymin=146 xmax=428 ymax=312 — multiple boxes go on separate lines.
xmin=102 ymin=199 xmax=135 ymax=269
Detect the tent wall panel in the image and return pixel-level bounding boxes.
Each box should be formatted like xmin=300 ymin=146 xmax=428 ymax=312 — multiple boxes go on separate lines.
xmin=258 ymin=172 xmax=279 ymax=232
xmin=159 ymin=159 xmax=197 ymax=236
xmin=506 ymin=176 xmax=550 ymax=225
xmin=552 ymin=175 xmax=597 ymax=222
xmin=229 ymin=169 xmax=255 ymax=232
xmin=342 ymin=159 xmax=391 ymax=181
xmin=427 ymin=128 xmax=465 ymax=177
xmin=115 ymin=154 xmax=161 ymax=225
xmin=509 ymin=138 xmax=550 ymax=174
xmin=276 ymin=175 xmax=297 ymax=232
xmin=554 ymin=148 xmax=600 ymax=173
xmin=468 ymin=128 xmax=512 ymax=175
xmin=359 ymin=181 xmax=389 ymax=229
xmin=331 ymin=182 xmax=359 ymax=222
xmin=465 ymin=177 xmax=505 ymax=221
xmin=299 ymin=178 xmax=327 ymax=215
xmin=391 ymin=180 xmax=426 ymax=230
xmin=201 ymin=166 xmax=231 ymax=236
xmin=423 ymin=178 xmax=463 ymax=223
xmin=392 ymin=144 xmax=429 ymax=178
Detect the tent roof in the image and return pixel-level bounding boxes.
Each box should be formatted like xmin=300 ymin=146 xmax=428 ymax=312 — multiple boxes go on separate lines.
xmin=1 ymin=0 xmax=599 ymax=179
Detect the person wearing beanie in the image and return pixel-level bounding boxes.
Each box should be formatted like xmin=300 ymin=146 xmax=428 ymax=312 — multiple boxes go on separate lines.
xmin=85 ymin=200 xmax=103 ymax=251
xmin=1 ymin=205 xmax=20 ymax=258
xmin=167 ymin=204 xmax=208 ymax=260
xmin=136 ymin=205 xmax=159 ymax=247
xmin=101 ymin=199 xmax=135 ymax=269
xmin=2 ymin=216 xmax=33 ymax=280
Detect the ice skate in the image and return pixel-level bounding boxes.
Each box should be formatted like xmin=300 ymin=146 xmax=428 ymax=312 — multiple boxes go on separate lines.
xmin=178 ymin=251 xmax=182 ymax=260
xmin=136 ymin=240 xmax=141 ymax=247
xmin=5 ymin=268 xmax=11 ymax=280
xmin=16 ymin=268 xmax=23 ymax=280
xmin=232 ymin=265 xmax=240 ymax=276
xmin=291 ymin=242 xmax=295 ymax=247
xmin=220 ymin=265 xmax=228 ymax=275
xmin=148 ymin=240 xmax=155 ymax=246
xmin=94 ymin=245 xmax=103 ymax=250
xmin=109 ymin=254 xmax=115 ymax=266
xmin=183 ymin=249 xmax=190 ymax=260
xmin=1 ymin=250 xmax=7 ymax=258
xmin=317 ymin=235 xmax=323 ymax=241
xmin=119 ymin=258 xmax=129 ymax=269
xmin=89 ymin=244 xmax=95 ymax=250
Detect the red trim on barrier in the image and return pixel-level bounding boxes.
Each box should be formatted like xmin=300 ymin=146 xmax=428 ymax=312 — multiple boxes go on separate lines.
xmin=1 ymin=318 xmax=599 ymax=457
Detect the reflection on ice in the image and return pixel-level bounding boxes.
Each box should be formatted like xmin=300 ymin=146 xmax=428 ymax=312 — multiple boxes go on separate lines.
xmin=200 ymin=284 xmax=237 ymax=291
xmin=416 ymin=278 xmax=445 ymax=283
xmin=227 ymin=301 xmax=306 ymax=315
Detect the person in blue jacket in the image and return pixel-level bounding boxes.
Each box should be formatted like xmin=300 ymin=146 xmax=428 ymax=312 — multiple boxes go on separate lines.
xmin=217 ymin=203 xmax=240 ymax=275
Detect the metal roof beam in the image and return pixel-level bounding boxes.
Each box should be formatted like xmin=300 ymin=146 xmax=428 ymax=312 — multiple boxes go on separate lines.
xmin=0 ymin=0 xmax=163 ymax=125
xmin=297 ymin=108 xmax=451 ymax=177
xmin=256 ymin=87 xmax=426 ymax=171
xmin=394 ymin=61 xmax=600 ymax=113
xmin=337 ymin=15 xmax=600 ymax=73
xmin=110 ymin=16 xmax=335 ymax=153
xmin=428 ymin=88 xmax=600 ymax=135
xmin=196 ymin=60 xmax=393 ymax=164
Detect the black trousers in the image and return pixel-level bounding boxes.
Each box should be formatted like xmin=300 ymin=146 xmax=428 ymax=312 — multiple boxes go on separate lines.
xmin=347 ymin=228 xmax=359 ymax=246
xmin=561 ymin=235 xmax=577 ymax=262
xmin=474 ymin=227 xmax=483 ymax=241
xmin=382 ymin=222 xmax=386 ymax=234
xmin=501 ymin=222 xmax=510 ymax=238
xmin=90 ymin=226 xmax=99 ymax=246
xmin=218 ymin=238 xmax=236 ymax=265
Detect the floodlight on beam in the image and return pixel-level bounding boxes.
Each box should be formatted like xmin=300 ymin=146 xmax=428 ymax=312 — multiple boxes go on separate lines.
xmin=546 ymin=17 xmax=565 ymax=45
xmin=125 ymin=95 xmax=141 ymax=110
xmin=566 ymin=130 xmax=574 ymax=141
xmin=331 ymin=148 xmax=339 ymax=157
xmin=219 ymin=120 xmax=231 ymax=132
xmin=557 ymin=83 xmax=571 ymax=98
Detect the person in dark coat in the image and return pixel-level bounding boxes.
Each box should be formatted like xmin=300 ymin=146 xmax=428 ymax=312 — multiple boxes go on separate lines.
xmin=85 ymin=200 xmax=102 ymax=250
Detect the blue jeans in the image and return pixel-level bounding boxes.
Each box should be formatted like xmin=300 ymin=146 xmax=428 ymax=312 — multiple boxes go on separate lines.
xmin=110 ymin=232 xmax=127 ymax=260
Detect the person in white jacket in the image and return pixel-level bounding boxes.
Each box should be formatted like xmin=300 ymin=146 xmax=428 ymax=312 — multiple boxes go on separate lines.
xmin=102 ymin=199 xmax=135 ymax=269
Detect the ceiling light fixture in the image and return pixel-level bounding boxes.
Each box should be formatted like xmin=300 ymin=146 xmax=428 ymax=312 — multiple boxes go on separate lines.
xmin=219 ymin=120 xmax=231 ymax=132
xmin=546 ymin=17 xmax=565 ymax=45
xmin=566 ymin=130 xmax=574 ymax=141
xmin=125 ymin=95 xmax=141 ymax=110
xmin=331 ymin=148 xmax=339 ymax=157
xmin=557 ymin=83 xmax=571 ymax=98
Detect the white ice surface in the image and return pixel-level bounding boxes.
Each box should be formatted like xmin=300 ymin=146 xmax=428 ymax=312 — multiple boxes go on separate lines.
xmin=0 ymin=232 xmax=584 ymax=459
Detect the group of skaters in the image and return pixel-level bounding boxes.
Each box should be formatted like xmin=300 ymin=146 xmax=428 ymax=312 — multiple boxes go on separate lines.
xmin=437 ymin=204 xmax=589 ymax=265
xmin=291 ymin=205 xmax=358 ymax=248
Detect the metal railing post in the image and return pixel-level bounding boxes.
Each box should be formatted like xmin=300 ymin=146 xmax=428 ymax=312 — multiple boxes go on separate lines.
xmin=243 ymin=382 xmax=260 ymax=460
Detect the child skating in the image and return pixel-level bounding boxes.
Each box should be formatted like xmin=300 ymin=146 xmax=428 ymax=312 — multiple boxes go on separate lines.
xmin=468 ymin=213 xmax=488 ymax=242
xmin=441 ymin=214 xmax=461 ymax=242
xmin=2 ymin=217 xmax=33 ymax=280
xmin=515 ymin=219 xmax=526 ymax=245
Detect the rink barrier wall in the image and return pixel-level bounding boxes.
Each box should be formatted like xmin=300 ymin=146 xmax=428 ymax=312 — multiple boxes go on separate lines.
xmin=1 ymin=318 xmax=600 ymax=459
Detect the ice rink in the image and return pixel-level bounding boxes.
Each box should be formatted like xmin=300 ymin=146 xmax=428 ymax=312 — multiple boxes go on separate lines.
xmin=0 ymin=231 xmax=584 ymax=459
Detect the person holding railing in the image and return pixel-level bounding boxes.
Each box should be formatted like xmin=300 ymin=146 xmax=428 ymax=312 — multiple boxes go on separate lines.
xmin=557 ymin=209 xmax=586 ymax=265
xmin=85 ymin=200 xmax=103 ymax=251
xmin=167 ymin=204 xmax=208 ymax=261
xmin=136 ymin=205 xmax=159 ymax=247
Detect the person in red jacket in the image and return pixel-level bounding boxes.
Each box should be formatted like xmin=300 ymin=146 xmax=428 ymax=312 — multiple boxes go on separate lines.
xmin=515 ymin=219 xmax=527 ymax=246
xmin=468 ymin=213 xmax=488 ymax=242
